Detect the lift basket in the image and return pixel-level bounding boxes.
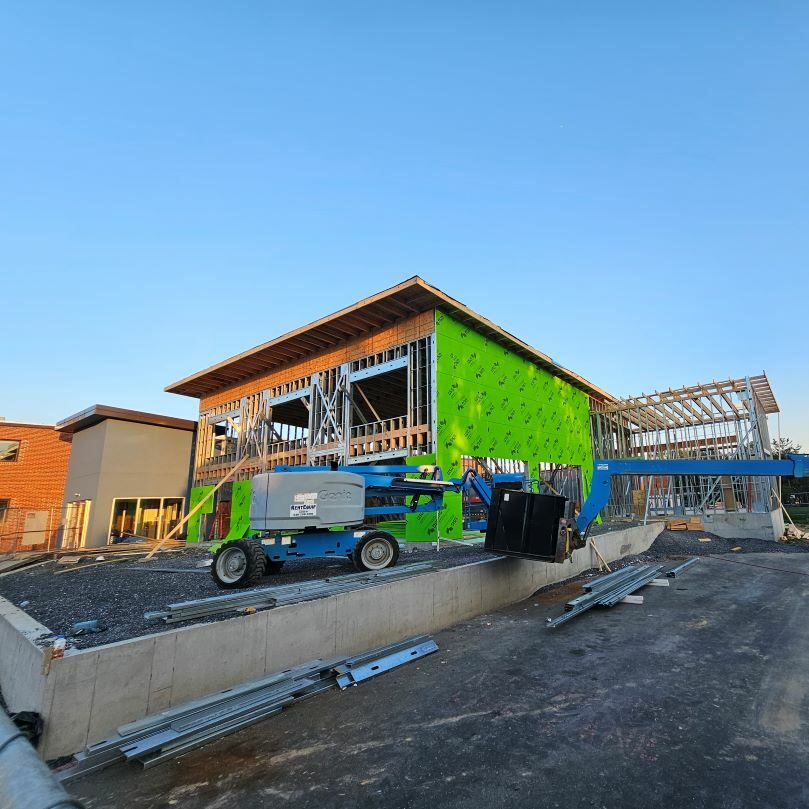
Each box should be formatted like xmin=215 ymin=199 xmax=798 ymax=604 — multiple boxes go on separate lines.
xmin=484 ymin=489 xmax=567 ymax=562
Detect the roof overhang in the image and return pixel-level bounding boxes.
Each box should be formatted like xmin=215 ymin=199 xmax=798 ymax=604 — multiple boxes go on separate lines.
xmin=56 ymin=405 xmax=196 ymax=435
xmin=166 ymin=276 xmax=613 ymax=402
xmin=747 ymin=374 xmax=779 ymax=414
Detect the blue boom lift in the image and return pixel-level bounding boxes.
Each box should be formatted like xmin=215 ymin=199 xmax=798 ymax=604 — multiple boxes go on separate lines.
xmin=211 ymin=464 xmax=459 ymax=588
xmin=483 ymin=455 xmax=809 ymax=563
xmin=210 ymin=455 xmax=808 ymax=588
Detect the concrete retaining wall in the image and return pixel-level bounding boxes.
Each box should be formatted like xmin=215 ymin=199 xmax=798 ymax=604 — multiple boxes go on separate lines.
xmin=0 ymin=523 xmax=663 ymax=759
xmin=702 ymin=509 xmax=784 ymax=541
xmin=0 ymin=599 xmax=50 ymax=713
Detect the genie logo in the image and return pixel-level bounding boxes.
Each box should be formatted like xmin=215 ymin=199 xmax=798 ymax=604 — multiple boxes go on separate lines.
xmin=318 ymin=489 xmax=353 ymax=501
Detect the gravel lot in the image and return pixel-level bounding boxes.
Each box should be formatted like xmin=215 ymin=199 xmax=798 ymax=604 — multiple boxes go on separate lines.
xmin=0 ymin=543 xmax=497 ymax=649
xmin=1 ymin=528 xmax=806 ymax=650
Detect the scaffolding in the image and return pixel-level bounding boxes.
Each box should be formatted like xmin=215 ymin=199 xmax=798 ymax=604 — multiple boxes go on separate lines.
xmin=193 ymin=335 xmax=435 ymax=487
xmin=590 ymin=375 xmax=779 ymax=521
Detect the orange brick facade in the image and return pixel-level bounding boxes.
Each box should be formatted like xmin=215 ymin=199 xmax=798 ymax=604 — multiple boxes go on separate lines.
xmin=0 ymin=423 xmax=72 ymax=545
xmin=199 ymin=310 xmax=436 ymax=411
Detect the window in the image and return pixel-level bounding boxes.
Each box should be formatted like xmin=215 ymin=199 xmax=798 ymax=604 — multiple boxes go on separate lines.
xmin=0 ymin=441 xmax=20 ymax=462
xmin=0 ymin=499 xmax=9 ymax=524
xmin=135 ymin=498 xmax=162 ymax=540
xmin=109 ymin=497 xmax=186 ymax=542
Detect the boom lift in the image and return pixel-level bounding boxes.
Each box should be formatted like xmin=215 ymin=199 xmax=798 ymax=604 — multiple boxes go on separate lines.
xmin=211 ymin=464 xmax=457 ymax=588
xmin=483 ymin=455 xmax=808 ymax=563
xmin=210 ymin=455 xmax=808 ymax=588
xmin=462 ymin=471 xmax=527 ymax=531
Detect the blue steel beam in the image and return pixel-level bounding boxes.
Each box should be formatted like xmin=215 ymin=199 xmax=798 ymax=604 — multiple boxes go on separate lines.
xmin=576 ymin=454 xmax=808 ymax=536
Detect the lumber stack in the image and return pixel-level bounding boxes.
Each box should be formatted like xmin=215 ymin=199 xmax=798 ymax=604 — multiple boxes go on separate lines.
xmin=665 ymin=517 xmax=705 ymax=531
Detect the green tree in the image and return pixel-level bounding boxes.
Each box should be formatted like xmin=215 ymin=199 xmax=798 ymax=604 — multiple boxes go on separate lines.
xmin=772 ymin=437 xmax=802 ymax=458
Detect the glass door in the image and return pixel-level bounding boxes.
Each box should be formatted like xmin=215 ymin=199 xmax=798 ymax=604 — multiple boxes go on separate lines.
xmin=63 ymin=500 xmax=91 ymax=549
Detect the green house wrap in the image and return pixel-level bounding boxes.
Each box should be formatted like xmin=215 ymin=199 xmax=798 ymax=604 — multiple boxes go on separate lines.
xmin=186 ymin=485 xmax=214 ymax=543
xmin=431 ymin=310 xmax=594 ymax=540
xmin=224 ymin=479 xmax=253 ymax=540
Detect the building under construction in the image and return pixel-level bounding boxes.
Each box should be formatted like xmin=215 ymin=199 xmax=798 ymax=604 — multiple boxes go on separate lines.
xmin=167 ymin=277 xmax=784 ymax=542
xmin=166 ymin=278 xmax=611 ymax=542
xmin=590 ymin=375 xmax=784 ymax=538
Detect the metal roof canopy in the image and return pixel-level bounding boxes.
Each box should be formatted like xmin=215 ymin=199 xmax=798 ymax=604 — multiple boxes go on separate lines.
xmin=165 ymin=276 xmax=613 ymax=401
xmin=56 ymin=405 xmax=197 ymax=435
xmin=591 ymin=374 xmax=779 ymax=432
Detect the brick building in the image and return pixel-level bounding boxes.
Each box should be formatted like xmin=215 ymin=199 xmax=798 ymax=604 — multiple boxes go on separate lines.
xmin=0 ymin=421 xmax=72 ymax=551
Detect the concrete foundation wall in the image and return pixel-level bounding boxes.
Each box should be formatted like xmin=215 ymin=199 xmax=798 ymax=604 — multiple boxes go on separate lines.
xmin=702 ymin=509 xmax=784 ymax=541
xmin=1 ymin=523 xmax=662 ymax=759
xmin=0 ymin=600 xmax=50 ymax=714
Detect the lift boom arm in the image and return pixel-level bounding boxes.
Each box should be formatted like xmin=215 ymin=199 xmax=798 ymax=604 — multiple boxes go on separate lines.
xmin=576 ymin=454 xmax=809 ymax=537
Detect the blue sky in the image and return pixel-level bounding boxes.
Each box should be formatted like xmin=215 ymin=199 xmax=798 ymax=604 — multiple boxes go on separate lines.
xmin=2 ymin=2 xmax=807 ymax=446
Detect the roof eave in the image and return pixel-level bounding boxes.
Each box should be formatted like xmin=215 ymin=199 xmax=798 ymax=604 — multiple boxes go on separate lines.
xmin=165 ymin=276 xmax=613 ymax=402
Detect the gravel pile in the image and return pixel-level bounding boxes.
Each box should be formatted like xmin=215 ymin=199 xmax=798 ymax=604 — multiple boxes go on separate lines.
xmin=630 ymin=529 xmax=809 ymax=561
xmin=0 ymin=543 xmax=495 ymax=649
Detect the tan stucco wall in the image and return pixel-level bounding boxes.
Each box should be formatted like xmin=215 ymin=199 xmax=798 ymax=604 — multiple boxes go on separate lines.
xmin=62 ymin=420 xmax=194 ymax=548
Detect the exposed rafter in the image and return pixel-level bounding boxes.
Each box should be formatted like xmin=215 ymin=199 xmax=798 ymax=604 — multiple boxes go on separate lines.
xmin=166 ymin=277 xmax=612 ymax=401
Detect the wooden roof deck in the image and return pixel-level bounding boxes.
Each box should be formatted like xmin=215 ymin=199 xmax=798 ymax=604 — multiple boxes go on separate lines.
xmin=166 ymin=277 xmax=613 ymax=401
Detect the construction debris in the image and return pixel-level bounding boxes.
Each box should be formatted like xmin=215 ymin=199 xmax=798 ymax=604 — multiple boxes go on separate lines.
xmin=53 ymin=553 xmax=149 ymax=575
xmin=0 ymin=560 xmax=51 ymax=578
xmin=144 ymin=562 xmax=435 ymax=624
xmin=58 ymin=634 xmax=438 ymax=782
xmin=54 ymin=540 xmax=187 ymax=558
xmin=546 ymin=559 xmax=698 ymax=628
xmin=69 ymin=619 xmax=107 ymax=636
xmin=666 ymin=517 xmax=705 ymax=531
xmin=665 ymin=558 xmax=699 ymax=577
xmin=783 ymin=523 xmax=809 ymax=540
xmin=0 ymin=554 xmax=50 ymax=575
xmin=126 ymin=566 xmax=209 ymax=575
xmin=0 ymin=540 xmax=185 ymax=576
xmin=665 ymin=517 xmax=706 ymax=531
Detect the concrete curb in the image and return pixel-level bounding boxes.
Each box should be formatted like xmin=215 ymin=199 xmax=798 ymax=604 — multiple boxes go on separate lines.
xmin=0 ymin=523 xmax=663 ymax=759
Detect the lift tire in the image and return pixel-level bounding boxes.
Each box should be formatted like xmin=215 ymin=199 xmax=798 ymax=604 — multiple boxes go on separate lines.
xmin=264 ymin=559 xmax=285 ymax=576
xmin=211 ymin=539 xmax=266 ymax=589
xmin=353 ymin=531 xmax=399 ymax=572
